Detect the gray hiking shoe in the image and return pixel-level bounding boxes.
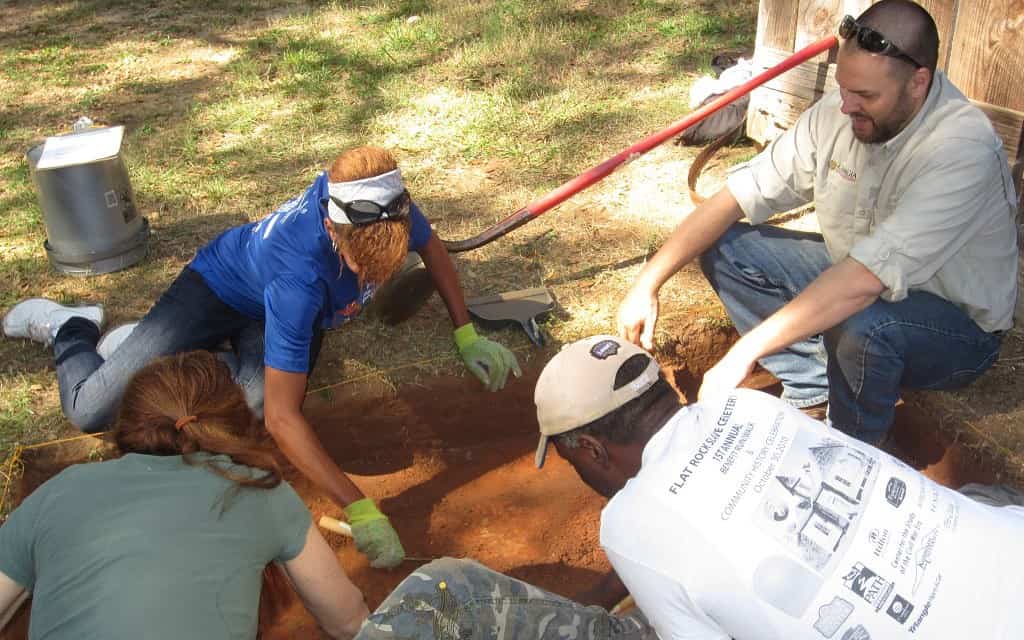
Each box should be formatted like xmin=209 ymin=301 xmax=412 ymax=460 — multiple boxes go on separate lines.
xmin=2 ymin=298 xmax=105 ymax=347
xmin=97 ymin=322 xmax=138 ymax=360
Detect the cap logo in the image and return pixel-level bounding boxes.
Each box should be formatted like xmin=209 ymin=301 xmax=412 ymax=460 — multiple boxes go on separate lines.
xmin=589 ymin=339 xmax=620 ymax=360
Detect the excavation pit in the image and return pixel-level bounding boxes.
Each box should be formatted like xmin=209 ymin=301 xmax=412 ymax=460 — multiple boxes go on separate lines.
xmin=0 ymin=323 xmax=1009 ymax=638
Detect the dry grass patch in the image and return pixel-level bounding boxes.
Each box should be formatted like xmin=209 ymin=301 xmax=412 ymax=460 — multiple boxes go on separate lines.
xmin=1 ymin=0 xmax=757 ymax=465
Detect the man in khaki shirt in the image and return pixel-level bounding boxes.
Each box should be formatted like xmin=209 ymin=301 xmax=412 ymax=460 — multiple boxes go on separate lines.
xmin=617 ymin=0 xmax=1018 ymax=444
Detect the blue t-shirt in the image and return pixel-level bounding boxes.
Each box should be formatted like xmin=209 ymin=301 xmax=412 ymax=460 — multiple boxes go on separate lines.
xmin=190 ymin=171 xmax=432 ymax=372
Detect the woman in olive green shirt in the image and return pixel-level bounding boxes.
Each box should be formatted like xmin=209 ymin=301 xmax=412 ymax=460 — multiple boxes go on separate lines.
xmin=0 ymin=351 xmax=368 ymax=639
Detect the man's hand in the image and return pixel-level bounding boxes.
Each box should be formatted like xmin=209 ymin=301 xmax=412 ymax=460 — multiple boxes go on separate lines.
xmin=617 ymin=188 xmax=744 ymax=350
xmin=454 ymin=324 xmax=522 ymax=391
xmin=344 ymin=498 xmax=405 ymax=569
xmin=698 ymin=349 xmax=755 ymax=400
xmin=617 ymin=286 xmax=659 ymax=350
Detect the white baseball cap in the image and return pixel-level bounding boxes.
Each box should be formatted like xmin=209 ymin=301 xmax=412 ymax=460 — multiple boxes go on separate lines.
xmin=534 ymin=335 xmax=659 ymax=468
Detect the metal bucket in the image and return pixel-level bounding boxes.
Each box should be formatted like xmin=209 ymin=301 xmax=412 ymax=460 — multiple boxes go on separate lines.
xmin=26 ymin=134 xmax=149 ymax=276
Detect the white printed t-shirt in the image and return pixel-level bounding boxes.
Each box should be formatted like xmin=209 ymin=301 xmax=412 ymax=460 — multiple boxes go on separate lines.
xmin=601 ymin=389 xmax=1024 ymax=640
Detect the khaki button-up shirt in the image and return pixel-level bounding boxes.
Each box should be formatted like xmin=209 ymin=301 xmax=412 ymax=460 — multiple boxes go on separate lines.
xmin=727 ymin=71 xmax=1018 ymax=332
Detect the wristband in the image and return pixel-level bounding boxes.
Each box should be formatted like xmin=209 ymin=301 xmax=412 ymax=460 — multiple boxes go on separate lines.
xmin=453 ymin=323 xmax=479 ymax=350
xmin=343 ymin=497 xmax=387 ymax=525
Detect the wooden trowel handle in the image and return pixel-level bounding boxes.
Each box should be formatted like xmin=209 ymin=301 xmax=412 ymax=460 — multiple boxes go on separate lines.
xmin=318 ymin=515 xmax=353 ymax=537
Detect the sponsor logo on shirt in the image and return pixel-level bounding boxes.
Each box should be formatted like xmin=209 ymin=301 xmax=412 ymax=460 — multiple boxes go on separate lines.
xmin=841 ymin=562 xmax=893 ymax=611
xmin=828 ymin=159 xmax=857 ymax=183
xmin=841 ymin=625 xmax=871 ymax=640
xmin=885 ymin=478 xmax=906 ymax=507
xmin=330 ymin=283 xmax=377 ymax=326
xmin=886 ymin=594 xmax=914 ymax=624
xmin=814 ymin=597 xmax=855 ymax=637
xmin=336 ymin=300 xmax=362 ymax=320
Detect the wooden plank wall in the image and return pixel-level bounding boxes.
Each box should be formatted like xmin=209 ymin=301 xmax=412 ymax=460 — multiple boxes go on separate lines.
xmin=748 ymin=0 xmax=1024 ymax=164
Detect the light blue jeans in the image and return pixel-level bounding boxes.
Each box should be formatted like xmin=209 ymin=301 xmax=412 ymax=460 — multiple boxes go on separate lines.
xmin=356 ymin=558 xmax=655 ymax=640
xmin=52 ymin=268 xmax=322 ymax=432
xmin=699 ymin=222 xmax=1003 ymax=443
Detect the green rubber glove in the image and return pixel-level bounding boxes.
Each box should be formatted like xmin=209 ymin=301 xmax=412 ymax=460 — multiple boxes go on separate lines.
xmin=343 ymin=498 xmax=405 ymax=569
xmin=454 ymin=323 xmax=522 ymax=392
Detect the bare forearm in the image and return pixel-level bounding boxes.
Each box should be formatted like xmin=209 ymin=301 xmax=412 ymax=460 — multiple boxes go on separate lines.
xmin=419 ymin=234 xmax=471 ymax=327
xmin=286 ymin=528 xmax=369 ymax=639
xmin=267 ymin=411 xmax=366 ymax=507
xmin=730 ymin=258 xmax=883 ymax=365
xmin=619 ymin=188 xmax=744 ymax=349
xmin=633 ymin=188 xmax=744 ymax=294
xmin=265 ymin=368 xmax=366 ymax=507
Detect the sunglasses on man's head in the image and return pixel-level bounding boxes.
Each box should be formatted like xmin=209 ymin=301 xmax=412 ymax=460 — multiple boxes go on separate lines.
xmin=839 ymin=15 xmax=923 ymax=69
xmin=329 ymin=190 xmax=411 ymax=225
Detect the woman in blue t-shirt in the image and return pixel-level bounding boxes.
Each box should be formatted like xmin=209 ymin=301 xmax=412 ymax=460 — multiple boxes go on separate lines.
xmin=0 ymin=350 xmax=369 ymax=639
xmin=3 ymin=146 xmax=519 ymax=568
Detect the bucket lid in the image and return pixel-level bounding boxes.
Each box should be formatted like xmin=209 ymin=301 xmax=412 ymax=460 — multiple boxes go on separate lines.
xmin=31 ymin=126 xmax=124 ymax=170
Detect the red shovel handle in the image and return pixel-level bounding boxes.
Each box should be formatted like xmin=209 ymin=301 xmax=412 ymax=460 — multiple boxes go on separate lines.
xmin=443 ymin=34 xmax=839 ymax=253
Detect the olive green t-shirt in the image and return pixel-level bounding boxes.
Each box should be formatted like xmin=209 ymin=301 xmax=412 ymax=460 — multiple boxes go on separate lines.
xmin=0 ymin=453 xmax=311 ymax=639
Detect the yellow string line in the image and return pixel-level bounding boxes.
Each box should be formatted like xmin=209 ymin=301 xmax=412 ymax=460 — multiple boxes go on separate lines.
xmin=304 ymin=354 xmax=457 ymax=396
xmin=305 ymin=343 xmax=536 ymax=396
xmin=0 ymin=321 xmax=718 ymax=508
xmin=21 ymin=432 xmax=111 ymax=451
xmin=0 ymin=445 xmax=24 ymax=519
xmin=1 ymin=433 xmax=117 ymax=517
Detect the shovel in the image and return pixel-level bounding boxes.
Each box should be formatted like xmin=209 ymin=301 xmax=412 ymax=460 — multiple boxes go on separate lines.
xmin=466 ymin=287 xmax=554 ymax=347
xmin=370 ymin=36 xmax=839 ymax=326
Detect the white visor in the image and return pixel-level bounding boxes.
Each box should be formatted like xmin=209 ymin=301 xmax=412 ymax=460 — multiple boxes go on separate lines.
xmin=326 ymin=168 xmax=405 ymax=224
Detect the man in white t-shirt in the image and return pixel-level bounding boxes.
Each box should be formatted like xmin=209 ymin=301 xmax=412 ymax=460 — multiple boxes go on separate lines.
xmin=534 ymin=335 xmax=1024 ymax=640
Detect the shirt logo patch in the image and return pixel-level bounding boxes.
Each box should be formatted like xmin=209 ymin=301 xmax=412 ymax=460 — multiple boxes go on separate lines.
xmin=829 ymin=159 xmax=857 ymax=183
xmin=338 ymin=300 xmax=362 ymax=318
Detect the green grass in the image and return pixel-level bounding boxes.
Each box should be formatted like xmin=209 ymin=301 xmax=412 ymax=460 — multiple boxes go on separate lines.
xmin=0 ymin=0 xmax=757 ymax=490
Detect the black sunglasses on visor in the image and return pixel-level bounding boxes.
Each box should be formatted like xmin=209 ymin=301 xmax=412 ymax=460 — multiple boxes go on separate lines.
xmin=839 ymin=15 xmax=922 ymax=69
xmin=329 ymin=190 xmax=411 ymax=225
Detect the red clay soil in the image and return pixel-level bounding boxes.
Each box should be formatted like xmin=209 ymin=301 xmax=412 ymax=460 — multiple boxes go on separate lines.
xmin=0 ymin=326 xmax=1004 ymax=639
xmin=264 ymin=369 xmax=611 ymax=638
xmin=1 ymin=369 xmax=611 ymax=640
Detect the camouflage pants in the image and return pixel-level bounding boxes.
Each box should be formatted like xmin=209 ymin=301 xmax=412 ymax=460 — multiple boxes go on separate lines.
xmin=959 ymin=483 xmax=1024 ymax=508
xmin=355 ymin=558 xmax=656 ymax=640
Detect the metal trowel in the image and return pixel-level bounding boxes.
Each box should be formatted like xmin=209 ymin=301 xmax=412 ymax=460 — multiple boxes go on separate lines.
xmin=466 ymin=287 xmax=553 ymax=347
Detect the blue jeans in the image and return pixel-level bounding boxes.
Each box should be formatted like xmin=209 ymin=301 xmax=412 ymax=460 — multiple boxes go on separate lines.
xmin=53 ymin=268 xmax=321 ymax=432
xmin=700 ymin=222 xmax=1002 ymax=443
xmin=356 ymin=558 xmax=656 ymax=640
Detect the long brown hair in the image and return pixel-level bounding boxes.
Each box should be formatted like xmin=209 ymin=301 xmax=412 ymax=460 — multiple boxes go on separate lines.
xmin=328 ymin=146 xmax=412 ymax=286
xmin=115 ymin=352 xmax=298 ymax=634
xmin=114 ymin=350 xmax=281 ymax=492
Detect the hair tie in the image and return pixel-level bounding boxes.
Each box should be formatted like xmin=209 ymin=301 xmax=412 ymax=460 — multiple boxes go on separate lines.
xmin=175 ymin=415 xmax=198 ymax=430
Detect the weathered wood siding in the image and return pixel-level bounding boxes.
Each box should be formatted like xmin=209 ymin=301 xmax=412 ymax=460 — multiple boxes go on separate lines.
xmin=748 ymin=0 xmax=1024 ymax=164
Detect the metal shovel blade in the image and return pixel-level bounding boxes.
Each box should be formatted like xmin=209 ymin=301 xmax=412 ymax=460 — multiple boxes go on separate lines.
xmin=466 ymin=287 xmax=553 ymax=347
